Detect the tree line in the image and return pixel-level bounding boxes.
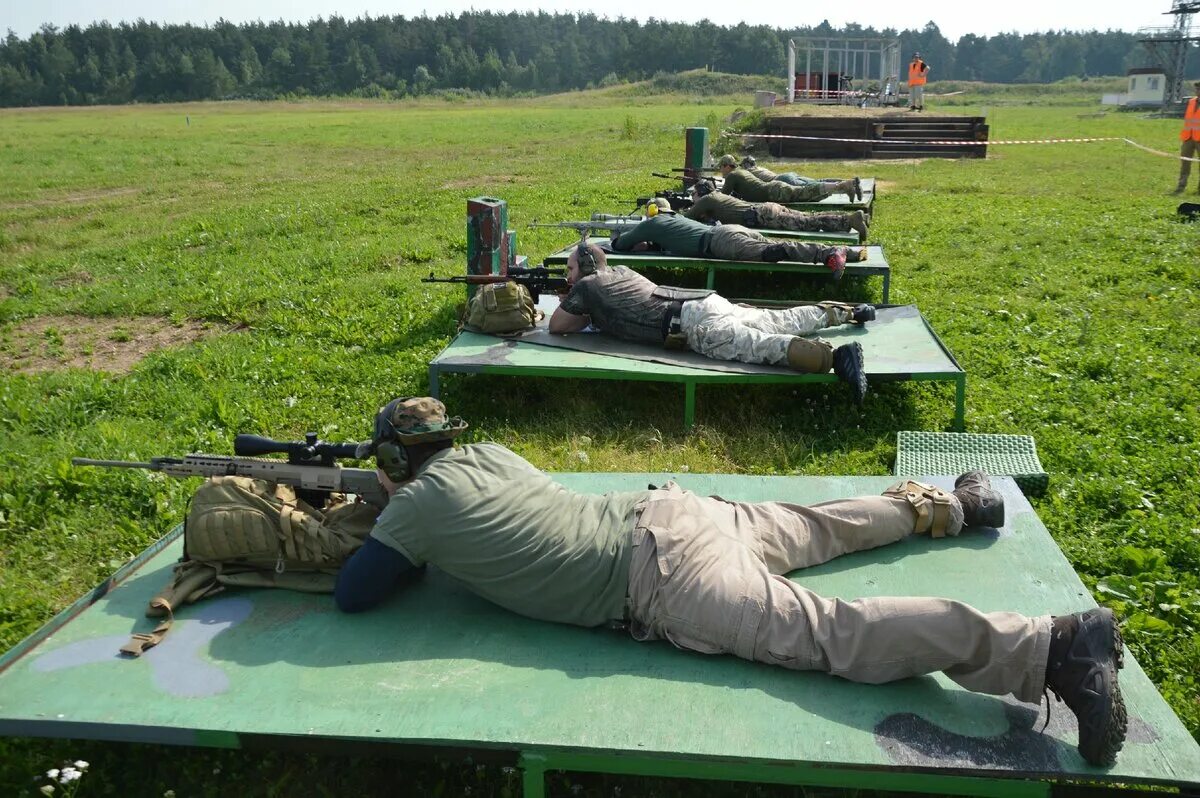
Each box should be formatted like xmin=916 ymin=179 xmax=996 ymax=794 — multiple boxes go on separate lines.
xmin=0 ymin=13 xmax=1191 ymax=107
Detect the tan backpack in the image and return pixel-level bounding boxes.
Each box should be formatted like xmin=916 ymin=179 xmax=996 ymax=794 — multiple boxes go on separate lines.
xmin=121 ymin=476 xmax=377 ymax=656
xmin=462 ymin=280 xmax=541 ymax=334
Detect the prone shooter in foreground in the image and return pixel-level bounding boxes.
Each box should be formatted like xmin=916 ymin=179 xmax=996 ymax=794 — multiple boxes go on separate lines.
xmin=78 ymin=399 xmax=1132 ymax=768
xmin=332 ymin=396 xmax=1129 ymax=768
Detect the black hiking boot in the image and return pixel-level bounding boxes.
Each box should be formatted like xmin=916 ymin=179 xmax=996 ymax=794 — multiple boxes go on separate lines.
xmin=833 ymin=342 xmax=867 ymax=405
xmin=851 ymin=304 xmax=876 ymax=324
xmin=952 ymin=470 xmax=1005 ymax=528
xmin=852 ymin=177 xmax=863 ymax=202
xmin=1045 ymin=608 xmax=1128 ymax=767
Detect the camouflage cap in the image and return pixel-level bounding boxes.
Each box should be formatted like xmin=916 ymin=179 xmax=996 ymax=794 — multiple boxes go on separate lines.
xmin=717 ymin=154 xmax=738 ymax=169
xmin=650 ymin=196 xmax=673 ymax=213
xmin=356 ymin=396 xmax=468 ymax=457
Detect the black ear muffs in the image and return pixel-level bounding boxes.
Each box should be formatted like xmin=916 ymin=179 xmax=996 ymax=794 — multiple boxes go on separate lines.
xmin=575 ymin=242 xmax=599 ymax=276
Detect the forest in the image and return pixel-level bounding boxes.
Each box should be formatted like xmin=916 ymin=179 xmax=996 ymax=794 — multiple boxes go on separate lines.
xmin=2 ymin=12 xmax=1191 ymax=107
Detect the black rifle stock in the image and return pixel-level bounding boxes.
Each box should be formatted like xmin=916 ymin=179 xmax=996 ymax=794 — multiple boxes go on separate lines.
xmin=421 ymin=266 xmax=568 ymax=303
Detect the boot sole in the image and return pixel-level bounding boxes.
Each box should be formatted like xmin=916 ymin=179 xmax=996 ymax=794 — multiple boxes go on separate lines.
xmin=833 ymin=344 xmax=867 ymax=405
xmin=1078 ymin=608 xmax=1128 ymax=767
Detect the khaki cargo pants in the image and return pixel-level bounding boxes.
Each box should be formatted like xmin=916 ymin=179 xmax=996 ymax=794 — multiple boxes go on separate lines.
xmin=754 ymin=202 xmax=851 ymax=234
xmin=626 ymin=483 xmax=1051 ymax=702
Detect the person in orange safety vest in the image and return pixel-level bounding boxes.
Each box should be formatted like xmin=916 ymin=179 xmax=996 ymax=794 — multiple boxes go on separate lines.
xmin=908 ymin=53 xmax=929 ymax=111
xmin=1175 ymin=79 xmax=1200 ymax=195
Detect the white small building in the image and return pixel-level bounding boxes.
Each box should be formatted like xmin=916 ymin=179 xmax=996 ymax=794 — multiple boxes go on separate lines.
xmin=1102 ymin=67 xmax=1166 ymax=107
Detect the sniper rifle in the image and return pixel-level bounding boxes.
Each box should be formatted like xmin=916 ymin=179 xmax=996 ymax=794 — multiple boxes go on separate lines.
xmin=421 ymin=266 xmax=568 ymax=303
xmin=73 ymin=433 xmax=388 ymax=510
xmin=629 ymin=189 xmax=694 ymax=212
xmin=528 ymin=217 xmax=645 ymax=237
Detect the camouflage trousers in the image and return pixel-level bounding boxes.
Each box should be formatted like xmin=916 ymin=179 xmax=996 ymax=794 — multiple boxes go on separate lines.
xmin=1177 ymin=138 xmax=1199 ymax=190
xmin=774 ymin=174 xmax=841 ymax=186
xmin=766 ymin=180 xmax=830 ymax=203
xmin=707 ymin=224 xmax=835 ymax=264
xmin=751 ymin=202 xmax=851 ymax=233
xmin=679 ymin=294 xmax=829 ymax=366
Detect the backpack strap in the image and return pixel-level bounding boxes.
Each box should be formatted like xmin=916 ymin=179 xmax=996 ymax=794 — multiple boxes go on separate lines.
xmin=121 ymin=561 xmax=221 ymax=656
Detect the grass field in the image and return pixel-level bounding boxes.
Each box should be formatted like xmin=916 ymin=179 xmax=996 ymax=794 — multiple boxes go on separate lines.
xmin=1 ymin=79 xmax=1198 ymax=796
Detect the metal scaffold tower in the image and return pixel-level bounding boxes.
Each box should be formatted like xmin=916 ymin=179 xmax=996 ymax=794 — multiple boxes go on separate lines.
xmin=785 ymin=37 xmax=902 ymax=107
xmin=1138 ymin=0 xmax=1200 ymax=105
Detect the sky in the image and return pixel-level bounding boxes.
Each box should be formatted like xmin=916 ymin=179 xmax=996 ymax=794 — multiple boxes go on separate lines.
xmin=1 ymin=0 xmax=1168 ymax=41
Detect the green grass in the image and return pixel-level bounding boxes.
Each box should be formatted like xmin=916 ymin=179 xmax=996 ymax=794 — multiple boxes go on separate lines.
xmin=1 ymin=88 xmax=1199 ymax=795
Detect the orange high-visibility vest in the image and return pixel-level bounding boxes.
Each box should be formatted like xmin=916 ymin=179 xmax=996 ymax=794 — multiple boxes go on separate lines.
xmin=908 ymin=60 xmax=927 ymax=86
xmin=1182 ymin=98 xmax=1200 ymax=142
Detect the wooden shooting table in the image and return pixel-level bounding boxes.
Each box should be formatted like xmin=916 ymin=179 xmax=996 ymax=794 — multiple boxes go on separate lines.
xmin=543 ymin=240 xmax=891 ymax=302
xmin=428 ymin=302 xmax=963 ymax=430
xmin=2 ymin=475 xmax=1197 ymax=798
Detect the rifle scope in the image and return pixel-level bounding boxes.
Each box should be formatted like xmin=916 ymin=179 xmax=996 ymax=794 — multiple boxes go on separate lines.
xmin=235 ymin=433 xmax=363 ymax=465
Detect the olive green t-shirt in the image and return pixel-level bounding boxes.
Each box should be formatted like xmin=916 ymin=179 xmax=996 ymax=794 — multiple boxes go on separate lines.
xmin=746 ymin=164 xmax=778 ymax=182
xmin=722 ymin=168 xmax=819 ymax=203
xmin=719 ymin=167 xmax=777 ymax=202
xmin=684 ymin=193 xmax=754 ymax=224
xmin=611 ymin=213 xmax=711 ymax=257
xmin=370 ymin=443 xmax=650 ymax=627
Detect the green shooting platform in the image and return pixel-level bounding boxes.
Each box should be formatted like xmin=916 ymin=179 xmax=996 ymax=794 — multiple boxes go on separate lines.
xmin=428 ymin=303 xmax=962 ymax=429
xmin=543 ymin=238 xmax=891 ymax=301
xmin=1 ymin=476 xmax=1197 ymax=797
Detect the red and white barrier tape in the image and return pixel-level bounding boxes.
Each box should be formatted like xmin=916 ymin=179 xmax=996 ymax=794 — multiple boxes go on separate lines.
xmin=735 ymin=132 xmax=1200 ymax=162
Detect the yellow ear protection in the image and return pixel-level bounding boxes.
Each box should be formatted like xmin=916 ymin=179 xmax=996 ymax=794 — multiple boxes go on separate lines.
xmin=646 ymin=202 xmax=659 ymax=218
xmin=372 ymin=397 xmax=412 ymax=483
xmin=574 ymin=241 xmax=600 ymax=276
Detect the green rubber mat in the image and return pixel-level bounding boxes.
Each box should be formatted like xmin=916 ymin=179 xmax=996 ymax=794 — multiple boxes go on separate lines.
xmin=895 ymin=431 xmax=1048 ymax=496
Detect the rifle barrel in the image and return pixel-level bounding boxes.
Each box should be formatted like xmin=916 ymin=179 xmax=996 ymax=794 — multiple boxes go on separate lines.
xmin=72 ymin=458 xmax=157 ymax=469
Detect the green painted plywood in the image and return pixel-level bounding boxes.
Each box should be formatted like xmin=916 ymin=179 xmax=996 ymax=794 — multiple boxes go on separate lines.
xmin=428 ymin=305 xmax=964 ymax=428
xmin=432 ymin=305 xmax=961 ymax=380
xmin=0 ymin=476 xmax=1197 ymax=791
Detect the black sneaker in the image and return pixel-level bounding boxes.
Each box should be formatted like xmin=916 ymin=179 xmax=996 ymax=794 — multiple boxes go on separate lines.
xmin=832 ymin=342 xmax=867 ymax=405
xmin=1045 ymin=608 xmax=1128 ymax=767
xmin=952 ymin=470 xmax=1005 ymax=528
xmin=852 ymin=304 xmax=876 ymax=323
